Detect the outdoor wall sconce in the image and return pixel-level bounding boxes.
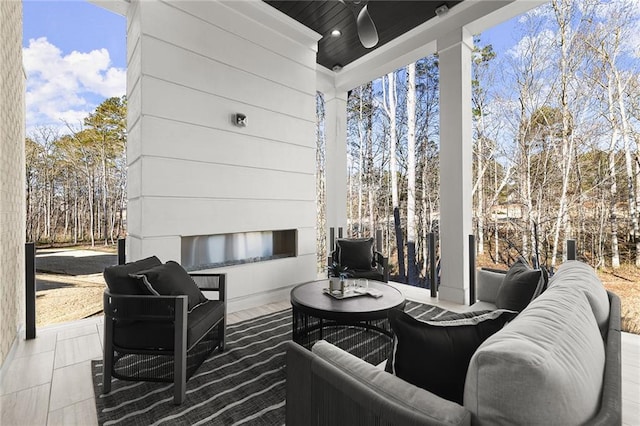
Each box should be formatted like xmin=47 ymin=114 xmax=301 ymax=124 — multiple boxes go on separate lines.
xmin=234 ymin=113 xmax=248 ymax=127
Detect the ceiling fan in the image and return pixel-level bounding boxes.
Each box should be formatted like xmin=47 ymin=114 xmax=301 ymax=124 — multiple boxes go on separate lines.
xmin=339 ymin=0 xmax=379 ymax=49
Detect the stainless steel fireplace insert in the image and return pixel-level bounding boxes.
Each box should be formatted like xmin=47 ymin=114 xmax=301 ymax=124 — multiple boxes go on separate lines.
xmin=181 ymin=229 xmax=297 ymax=271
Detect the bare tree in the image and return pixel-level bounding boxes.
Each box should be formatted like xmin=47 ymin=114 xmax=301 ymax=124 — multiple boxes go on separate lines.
xmin=381 ymin=71 xmax=406 ymax=281
xmin=406 ymin=62 xmax=419 ymax=284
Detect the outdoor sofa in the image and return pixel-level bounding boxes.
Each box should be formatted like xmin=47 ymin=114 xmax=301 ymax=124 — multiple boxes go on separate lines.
xmin=286 ymin=260 xmax=621 ymax=425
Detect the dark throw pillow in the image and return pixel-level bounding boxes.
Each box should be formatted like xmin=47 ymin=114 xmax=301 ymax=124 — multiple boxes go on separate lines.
xmin=103 ymin=255 xmax=162 ymax=295
xmin=131 ymin=261 xmax=207 ymax=312
xmin=386 ymin=308 xmax=517 ymax=405
xmin=495 ymin=257 xmax=543 ymax=312
xmin=336 ymin=238 xmax=374 ymax=270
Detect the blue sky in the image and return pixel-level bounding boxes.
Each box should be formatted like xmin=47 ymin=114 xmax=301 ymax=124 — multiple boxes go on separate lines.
xmin=21 ymin=0 xmax=524 ymax=137
xmin=23 ymin=0 xmax=126 ymax=135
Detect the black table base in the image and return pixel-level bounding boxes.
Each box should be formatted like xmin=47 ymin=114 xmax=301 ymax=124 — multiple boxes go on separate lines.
xmin=292 ymin=306 xmax=393 ymax=365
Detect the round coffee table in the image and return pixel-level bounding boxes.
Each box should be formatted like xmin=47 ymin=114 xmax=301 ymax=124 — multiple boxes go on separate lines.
xmin=290 ymin=279 xmax=405 ymax=364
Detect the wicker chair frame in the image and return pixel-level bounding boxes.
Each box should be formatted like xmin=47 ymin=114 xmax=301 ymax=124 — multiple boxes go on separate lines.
xmin=102 ymin=273 xmax=226 ymax=404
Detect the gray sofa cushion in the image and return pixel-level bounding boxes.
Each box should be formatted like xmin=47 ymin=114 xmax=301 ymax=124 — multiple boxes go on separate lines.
xmin=548 ymin=260 xmax=610 ymax=336
xmin=464 ymin=283 xmax=606 ymax=425
xmin=475 ymin=269 xmax=506 ymax=304
xmin=495 ymin=257 xmax=543 ymax=312
xmin=310 ymin=340 xmax=471 ymax=425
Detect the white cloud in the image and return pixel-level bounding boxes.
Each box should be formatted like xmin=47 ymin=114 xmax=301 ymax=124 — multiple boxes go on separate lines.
xmin=23 ymin=37 xmax=126 ymax=135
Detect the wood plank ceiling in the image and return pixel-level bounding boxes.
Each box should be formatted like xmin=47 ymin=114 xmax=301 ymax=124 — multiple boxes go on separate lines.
xmin=264 ymin=1 xmax=463 ymax=70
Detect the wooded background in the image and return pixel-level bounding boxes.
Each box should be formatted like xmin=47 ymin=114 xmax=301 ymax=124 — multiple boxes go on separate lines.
xmin=26 ymin=96 xmax=126 ymax=246
xmin=316 ymin=0 xmax=640 ymax=282
xmin=25 ymin=0 xmax=639 ymax=286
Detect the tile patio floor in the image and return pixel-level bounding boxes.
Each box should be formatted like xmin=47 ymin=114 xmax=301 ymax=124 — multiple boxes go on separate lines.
xmin=0 ymin=283 xmax=638 ymax=425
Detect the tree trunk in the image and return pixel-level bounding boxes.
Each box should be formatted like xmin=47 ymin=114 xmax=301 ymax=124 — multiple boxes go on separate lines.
xmin=614 ymin=68 xmax=640 ymax=266
xmin=606 ymin=78 xmax=621 ymax=268
xmin=383 ymin=71 xmax=406 ymax=282
xmin=406 ymin=63 xmax=419 ymax=285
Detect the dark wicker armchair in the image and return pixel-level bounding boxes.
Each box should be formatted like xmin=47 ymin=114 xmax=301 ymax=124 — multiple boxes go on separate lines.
xmin=328 ymin=237 xmax=389 ymax=282
xmin=102 ymin=257 xmax=226 ymax=405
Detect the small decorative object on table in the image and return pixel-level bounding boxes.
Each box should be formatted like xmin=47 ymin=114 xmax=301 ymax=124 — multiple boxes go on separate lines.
xmin=328 ymin=261 xmax=349 ymax=294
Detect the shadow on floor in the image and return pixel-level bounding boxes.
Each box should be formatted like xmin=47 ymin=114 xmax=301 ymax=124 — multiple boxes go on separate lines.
xmin=36 ymin=253 xmax=118 ymax=276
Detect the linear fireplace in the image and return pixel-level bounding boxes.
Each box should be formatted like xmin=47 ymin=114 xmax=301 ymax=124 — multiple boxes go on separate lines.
xmin=181 ymin=229 xmax=297 ymax=271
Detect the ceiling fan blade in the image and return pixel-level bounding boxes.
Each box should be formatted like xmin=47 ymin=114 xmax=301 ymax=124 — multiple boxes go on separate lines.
xmin=356 ymin=4 xmax=379 ymax=48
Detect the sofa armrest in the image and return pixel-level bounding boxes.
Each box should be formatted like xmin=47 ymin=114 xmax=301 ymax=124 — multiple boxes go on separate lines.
xmin=475 ymin=268 xmax=506 ymax=304
xmin=189 ymin=272 xmax=226 ymax=302
xmin=374 ymin=251 xmax=389 ymax=282
xmin=286 ymin=341 xmax=470 ymax=426
xmin=585 ymin=291 xmax=621 ymax=426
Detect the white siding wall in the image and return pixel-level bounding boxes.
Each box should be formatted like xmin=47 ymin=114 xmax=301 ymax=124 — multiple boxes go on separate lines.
xmin=126 ymin=0 xmax=320 ymax=311
xmin=0 ymin=0 xmax=26 ymax=367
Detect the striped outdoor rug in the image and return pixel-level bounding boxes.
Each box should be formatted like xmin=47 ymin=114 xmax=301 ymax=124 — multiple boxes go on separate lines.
xmin=91 ymin=300 xmax=447 ymax=425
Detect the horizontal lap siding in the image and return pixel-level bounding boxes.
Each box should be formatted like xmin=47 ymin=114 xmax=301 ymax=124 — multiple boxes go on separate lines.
xmin=137 ymin=198 xmax=316 ymax=238
xmin=127 ymin=0 xmax=320 ymax=301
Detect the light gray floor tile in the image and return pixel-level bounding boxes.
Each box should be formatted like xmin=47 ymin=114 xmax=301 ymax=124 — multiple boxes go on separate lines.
xmin=47 ymin=397 xmax=98 ymax=426
xmin=11 ymin=334 xmax=57 ymax=359
xmin=0 ymin=383 xmax=49 ymax=426
xmin=57 ymin=324 xmax=100 ymax=342
xmin=0 ymin=351 xmax=54 ymax=395
xmin=623 ymin=399 xmax=640 ymax=426
xmin=53 ymin=334 xmax=102 ymax=369
xmin=49 ymin=361 xmax=95 ymax=412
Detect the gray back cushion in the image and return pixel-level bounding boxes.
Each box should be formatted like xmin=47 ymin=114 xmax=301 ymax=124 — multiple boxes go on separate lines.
xmin=475 ymin=269 xmax=506 ymax=304
xmin=548 ymin=260 xmax=610 ymax=336
xmin=464 ymin=283 xmax=605 ymax=425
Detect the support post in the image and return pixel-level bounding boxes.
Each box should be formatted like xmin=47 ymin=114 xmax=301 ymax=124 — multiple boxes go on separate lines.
xmin=469 ymin=235 xmax=476 ymax=305
xmin=429 ymin=233 xmax=437 ymax=298
xmin=118 ymin=238 xmax=126 ymax=265
xmin=25 ymin=242 xmax=36 ymax=340
xmin=437 ymin=28 xmax=473 ymax=304
xmin=567 ymin=239 xmax=577 ymax=261
xmin=338 ymin=227 xmax=343 ymax=238
xmin=375 ymin=230 xmax=383 ymax=252
xmin=329 ymin=227 xmax=335 ymax=252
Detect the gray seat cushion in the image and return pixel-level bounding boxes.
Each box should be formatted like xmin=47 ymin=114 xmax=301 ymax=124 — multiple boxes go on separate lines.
xmin=113 ymin=300 xmax=224 ymax=350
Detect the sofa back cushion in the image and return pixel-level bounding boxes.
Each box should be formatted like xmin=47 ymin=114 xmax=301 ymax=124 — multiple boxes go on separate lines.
xmin=464 ymin=284 xmax=605 ymax=425
xmin=495 ymin=257 xmax=544 ymax=312
xmin=475 ymin=269 xmax=506 ymax=304
xmin=548 ymin=260 xmax=610 ymax=336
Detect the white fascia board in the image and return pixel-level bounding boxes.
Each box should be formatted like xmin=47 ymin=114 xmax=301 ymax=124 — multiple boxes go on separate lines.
xmin=89 ymin=0 xmax=129 ymax=16
xmin=316 ymin=65 xmax=337 ymax=97
xmin=223 ymin=0 xmax=322 ymax=51
xmin=332 ymin=0 xmax=548 ymax=91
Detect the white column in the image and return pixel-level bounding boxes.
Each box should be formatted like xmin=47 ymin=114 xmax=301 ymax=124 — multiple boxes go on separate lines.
xmin=437 ymin=28 xmax=473 ymax=304
xmin=324 ymin=92 xmax=348 ymax=250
